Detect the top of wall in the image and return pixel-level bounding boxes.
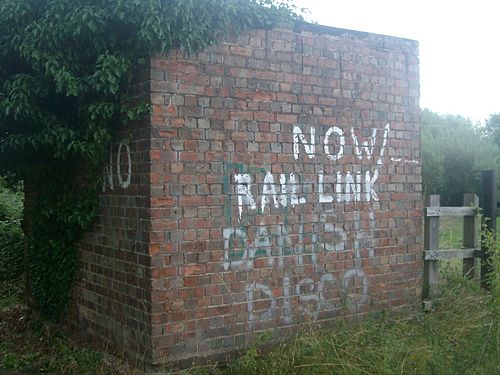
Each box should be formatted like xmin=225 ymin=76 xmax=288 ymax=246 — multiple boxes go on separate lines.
xmin=295 ymin=21 xmax=418 ymax=47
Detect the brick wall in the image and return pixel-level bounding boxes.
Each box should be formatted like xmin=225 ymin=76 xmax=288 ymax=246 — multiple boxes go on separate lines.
xmin=79 ymin=24 xmax=421 ymax=367
xmin=77 ymin=70 xmax=154 ymax=360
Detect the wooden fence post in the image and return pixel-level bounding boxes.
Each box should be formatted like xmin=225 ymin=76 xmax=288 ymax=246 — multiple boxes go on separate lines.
xmin=480 ymin=170 xmax=497 ymax=290
xmin=463 ymin=194 xmax=479 ymax=280
xmin=423 ymin=195 xmax=440 ymax=301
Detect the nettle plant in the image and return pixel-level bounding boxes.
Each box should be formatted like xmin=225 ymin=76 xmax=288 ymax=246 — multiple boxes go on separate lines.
xmin=0 ymin=0 xmax=299 ymax=319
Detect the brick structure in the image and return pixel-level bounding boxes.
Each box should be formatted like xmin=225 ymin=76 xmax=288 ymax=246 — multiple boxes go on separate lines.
xmin=78 ymin=24 xmax=421 ymax=367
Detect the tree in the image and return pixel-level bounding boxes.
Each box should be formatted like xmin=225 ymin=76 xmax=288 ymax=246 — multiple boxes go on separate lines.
xmin=421 ymin=109 xmax=499 ymax=206
xmin=0 ymin=0 xmax=299 ymax=319
xmin=485 ymin=113 xmax=500 ymax=150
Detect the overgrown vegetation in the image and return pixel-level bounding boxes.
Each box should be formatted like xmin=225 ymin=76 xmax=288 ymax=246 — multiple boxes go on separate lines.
xmin=0 ymin=305 xmax=140 ymax=374
xmin=2 ymin=263 xmax=499 ymax=374
xmin=205 ymin=282 xmax=498 ymax=374
xmin=0 ymin=177 xmax=23 ymax=281
xmin=0 ymin=0 xmax=299 ymax=319
xmin=1 ymin=215 xmax=498 ymax=374
xmin=0 ymin=177 xmax=24 ymax=310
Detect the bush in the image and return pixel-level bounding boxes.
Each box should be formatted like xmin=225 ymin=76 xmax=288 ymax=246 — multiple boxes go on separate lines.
xmin=0 ymin=178 xmax=24 ymax=282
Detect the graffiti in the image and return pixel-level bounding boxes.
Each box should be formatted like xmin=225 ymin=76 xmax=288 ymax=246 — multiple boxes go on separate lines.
xmin=236 ymin=125 xmax=393 ymax=219
xmin=318 ymin=170 xmax=379 ymax=203
xmin=116 ymin=142 xmax=132 ymax=188
xmin=324 ymin=126 xmax=345 ymax=161
xmin=293 ymin=124 xmax=390 ymax=162
xmin=234 ymin=174 xmax=257 ymax=218
xmin=225 ymin=124 xmax=410 ymax=326
xmin=102 ymin=141 xmax=132 ymax=191
xmin=293 ymin=126 xmax=315 ymax=160
xmin=224 ymin=205 xmax=375 ymax=323
xmin=234 ymin=172 xmax=306 ymax=219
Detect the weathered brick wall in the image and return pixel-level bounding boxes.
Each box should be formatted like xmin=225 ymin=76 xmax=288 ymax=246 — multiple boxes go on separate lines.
xmin=148 ymin=25 xmax=421 ymax=365
xmin=77 ymin=70 xmax=154 ymax=360
xmin=78 ymin=24 xmax=421 ymax=367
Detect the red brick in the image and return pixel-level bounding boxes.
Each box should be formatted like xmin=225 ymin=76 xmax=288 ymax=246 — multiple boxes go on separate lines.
xmin=179 ymin=196 xmax=205 ymax=206
xmin=79 ymin=25 xmax=421 ymax=369
xmin=182 ymin=264 xmax=206 ymax=276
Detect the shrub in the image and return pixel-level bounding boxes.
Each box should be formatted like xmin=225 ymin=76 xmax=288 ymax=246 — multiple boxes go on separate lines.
xmin=0 ymin=178 xmax=23 ymax=282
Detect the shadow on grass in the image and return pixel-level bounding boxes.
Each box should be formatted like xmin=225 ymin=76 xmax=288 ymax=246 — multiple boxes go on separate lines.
xmin=0 ymin=281 xmax=140 ymax=375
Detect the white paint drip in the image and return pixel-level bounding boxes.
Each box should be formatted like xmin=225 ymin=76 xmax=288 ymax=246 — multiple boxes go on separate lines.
xmin=261 ymin=171 xmax=279 ymax=212
xmin=289 ymin=173 xmax=306 ymax=207
xmin=235 ymin=174 xmax=257 ymax=219
xmin=279 ymin=174 xmax=287 ymax=207
xmin=390 ymin=157 xmax=420 ymax=165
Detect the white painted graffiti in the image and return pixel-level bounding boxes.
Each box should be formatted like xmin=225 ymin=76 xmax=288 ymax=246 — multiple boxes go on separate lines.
xmin=235 ymin=172 xmax=306 ymax=219
xmin=235 ymin=124 xmax=399 ymax=219
xmin=228 ymin=124 xmax=404 ymax=326
xmin=293 ymin=124 xmax=391 ymax=162
xmin=102 ymin=141 xmax=132 ymax=191
xmin=244 ymin=267 xmax=369 ymax=327
xmin=224 ymin=206 xmax=374 ymax=324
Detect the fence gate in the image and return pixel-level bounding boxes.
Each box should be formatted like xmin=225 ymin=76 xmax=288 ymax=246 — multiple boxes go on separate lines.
xmin=422 ymin=194 xmax=481 ymax=310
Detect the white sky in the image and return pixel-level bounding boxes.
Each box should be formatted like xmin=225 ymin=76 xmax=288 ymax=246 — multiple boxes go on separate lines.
xmin=292 ymin=0 xmax=500 ymax=123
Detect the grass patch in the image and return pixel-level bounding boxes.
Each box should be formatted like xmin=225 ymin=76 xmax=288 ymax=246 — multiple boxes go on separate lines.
xmin=439 ymin=217 xmax=464 ymax=250
xmin=191 ymin=274 xmax=500 ymax=375
xmin=0 ymin=281 xmax=22 ymax=310
xmin=0 ymin=283 xmax=139 ymax=374
xmin=439 ymin=216 xmax=500 ymax=251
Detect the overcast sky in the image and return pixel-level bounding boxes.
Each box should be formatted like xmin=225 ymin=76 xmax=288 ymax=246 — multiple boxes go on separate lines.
xmin=292 ymin=0 xmax=499 ymax=123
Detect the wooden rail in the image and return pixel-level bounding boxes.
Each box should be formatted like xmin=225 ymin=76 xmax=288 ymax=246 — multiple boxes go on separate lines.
xmin=422 ymin=194 xmax=480 ymax=310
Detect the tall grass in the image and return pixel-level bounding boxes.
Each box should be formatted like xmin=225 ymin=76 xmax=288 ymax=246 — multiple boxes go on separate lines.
xmin=189 ymin=272 xmax=499 ymax=375
xmin=189 ymin=218 xmax=500 ymax=375
xmin=1 ymin=218 xmax=499 ymax=374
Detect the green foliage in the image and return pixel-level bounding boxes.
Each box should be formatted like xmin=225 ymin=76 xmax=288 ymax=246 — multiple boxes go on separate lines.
xmin=28 ymin=167 xmax=100 ymax=319
xmin=0 ymin=177 xmax=24 ymax=282
xmin=0 ymin=306 xmax=140 ymax=374
xmin=0 ymin=0 xmax=298 ymax=166
xmin=421 ymin=108 xmax=499 ymax=206
xmin=485 ymin=113 xmax=500 ymax=151
xmin=0 ymin=0 xmax=299 ymax=319
xmin=480 ymin=214 xmax=500 ymax=292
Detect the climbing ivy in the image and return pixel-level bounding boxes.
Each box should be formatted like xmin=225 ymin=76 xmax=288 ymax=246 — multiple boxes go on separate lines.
xmin=0 ymin=0 xmax=299 ymax=319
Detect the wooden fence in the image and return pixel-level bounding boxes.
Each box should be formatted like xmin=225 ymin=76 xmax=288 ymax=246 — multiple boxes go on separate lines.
xmin=423 ymin=170 xmax=498 ymax=310
xmin=422 ymin=194 xmax=481 ymax=310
